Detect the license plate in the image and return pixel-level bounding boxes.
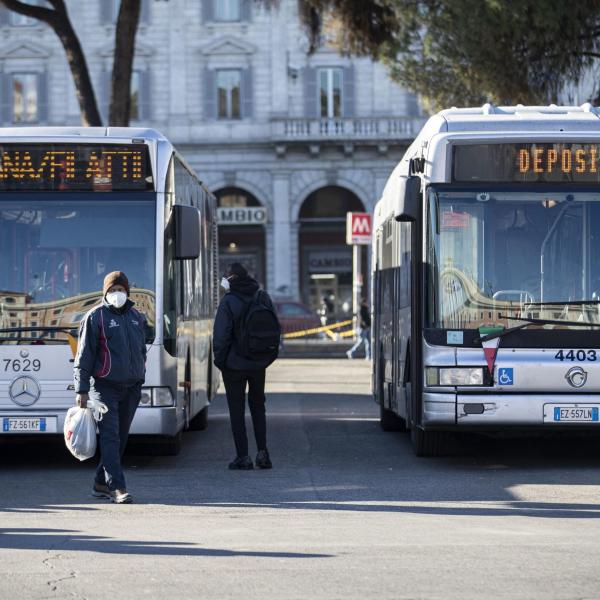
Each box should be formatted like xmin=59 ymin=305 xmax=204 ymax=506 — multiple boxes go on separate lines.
xmin=2 ymin=417 xmax=54 ymax=432
xmin=544 ymin=405 xmax=600 ymax=422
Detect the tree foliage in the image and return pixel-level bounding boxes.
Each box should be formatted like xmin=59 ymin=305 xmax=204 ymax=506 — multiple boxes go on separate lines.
xmin=382 ymin=0 xmax=600 ymax=111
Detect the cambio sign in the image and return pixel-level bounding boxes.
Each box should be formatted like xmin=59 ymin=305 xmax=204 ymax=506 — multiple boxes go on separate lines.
xmin=217 ymin=207 xmax=267 ymax=225
xmin=346 ymin=212 xmax=372 ymax=245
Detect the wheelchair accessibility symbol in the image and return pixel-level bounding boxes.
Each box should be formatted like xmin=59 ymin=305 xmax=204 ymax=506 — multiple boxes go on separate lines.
xmin=498 ymin=368 xmax=514 ymax=386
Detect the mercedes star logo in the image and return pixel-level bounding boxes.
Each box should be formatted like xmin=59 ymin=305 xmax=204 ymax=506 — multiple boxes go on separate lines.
xmin=565 ymin=366 xmax=588 ymax=389
xmin=8 ymin=376 xmax=41 ymax=407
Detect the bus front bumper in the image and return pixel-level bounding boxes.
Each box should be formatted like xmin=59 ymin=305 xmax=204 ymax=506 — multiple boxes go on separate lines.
xmin=423 ymin=392 xmax=600 ymax=427
xmin=0 ymin=407 xmax=180 ymax=437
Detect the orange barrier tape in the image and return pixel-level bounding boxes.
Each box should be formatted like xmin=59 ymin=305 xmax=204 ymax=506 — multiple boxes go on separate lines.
xmin=283 ymin=320 xmax=353 ymax=339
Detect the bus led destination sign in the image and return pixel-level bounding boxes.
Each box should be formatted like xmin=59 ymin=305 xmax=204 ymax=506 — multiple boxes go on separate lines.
xmin=453 ymin=143 xmax=600 ymax=183
xmin=0 ymin=144 xmax=153 ymax=191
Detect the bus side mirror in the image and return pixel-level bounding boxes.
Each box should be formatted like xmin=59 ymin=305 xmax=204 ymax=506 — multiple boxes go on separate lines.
xmin=394 ymin=175 xmax=421 ymax=222
xmin=173 ymin=204 xmax=201 ymax=260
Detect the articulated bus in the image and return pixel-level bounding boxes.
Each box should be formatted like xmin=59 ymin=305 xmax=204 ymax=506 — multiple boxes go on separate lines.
xmin=372 ymin=105 xmax=600 ymax=456
xmin=0 ymin=128 xmax=219 ymax=455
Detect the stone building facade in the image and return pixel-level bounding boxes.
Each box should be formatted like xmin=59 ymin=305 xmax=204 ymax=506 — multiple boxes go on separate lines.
xmin=0 ymin=0 xmax=426 ymax=318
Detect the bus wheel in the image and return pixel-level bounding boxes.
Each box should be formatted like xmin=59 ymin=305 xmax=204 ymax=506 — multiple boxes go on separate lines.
xmin=410 ymin=427 xmax=449 ymax=457
xmin=380 ymin=403 xmax=406 ymax=432
xmin=189 ymin=406 xmax=208 ymax=431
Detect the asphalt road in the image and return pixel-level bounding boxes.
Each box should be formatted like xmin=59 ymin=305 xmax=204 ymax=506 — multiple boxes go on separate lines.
xmin=2 ymin=359 xmax=600 ymax=599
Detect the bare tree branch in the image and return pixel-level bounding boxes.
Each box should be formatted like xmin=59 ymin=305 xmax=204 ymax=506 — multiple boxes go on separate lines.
xmin=0 ymin=0 xmax=102 ymax=126
xmin=109 ymin=0 xmax=141 ymax=126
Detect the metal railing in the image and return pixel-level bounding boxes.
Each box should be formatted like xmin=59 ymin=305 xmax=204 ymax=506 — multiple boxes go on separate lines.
xmin=271 ymin=116 xmax=427 ymax=141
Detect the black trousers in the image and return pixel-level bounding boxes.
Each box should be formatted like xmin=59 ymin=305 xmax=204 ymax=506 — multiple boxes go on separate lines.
xmin=222 ymin=369 xmax=267 ymax=458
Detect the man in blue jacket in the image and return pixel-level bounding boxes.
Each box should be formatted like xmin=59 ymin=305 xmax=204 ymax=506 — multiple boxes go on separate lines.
xmin=213 ymin=263 xmax=278 ymax=471
xmin=74 ymin=271 xmax=147 ymax=504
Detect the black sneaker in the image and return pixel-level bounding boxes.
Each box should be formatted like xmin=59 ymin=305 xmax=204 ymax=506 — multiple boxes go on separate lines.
xmin=228 ymin=456 xmax=254 ymax=470
xmin=255 ymin=450 xmax=273 ymax=469
xmin=110 ymin=489 xmax=133 ymax=504
xmin=92 ymin=481 xmax=111 ymax=499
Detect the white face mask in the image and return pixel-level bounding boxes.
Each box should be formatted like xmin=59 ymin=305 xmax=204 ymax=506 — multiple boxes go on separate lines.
xmin=106 ymin=291 xmax=127 ymax=308
xmin=220 ymin=277 xmax=231 ymax=291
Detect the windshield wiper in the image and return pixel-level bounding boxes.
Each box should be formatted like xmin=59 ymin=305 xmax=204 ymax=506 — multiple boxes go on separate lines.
xmin=476 ymin=315 xmax=600 ymax=343
xmin=0 ymin=326 xmax=77 ymax=335
xmin=0 ymin=326 xmax=78 ymax=346
xmin=525 ymin=300 xmax=600 ymax=306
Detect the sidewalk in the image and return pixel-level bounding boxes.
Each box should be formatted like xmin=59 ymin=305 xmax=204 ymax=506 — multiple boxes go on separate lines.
xmin=279 ymin=339 xmax=367 ymax=359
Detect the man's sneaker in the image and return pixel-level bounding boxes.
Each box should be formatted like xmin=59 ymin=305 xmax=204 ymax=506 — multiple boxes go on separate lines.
xmin=228 ymin=456 xmax=254 ymax=470
xmin=92 ymin=481 xmax=111 ymax=499
xmin=255 ymin=450 xmax=273 ymax=469
xmin=110 ymin=489 xmax=133 ymax=504
xmin=346 ymin=350 xmax=353 ymax=359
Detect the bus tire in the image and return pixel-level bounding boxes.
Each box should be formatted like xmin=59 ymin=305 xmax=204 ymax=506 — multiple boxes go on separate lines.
xmin=410 ymin=426 xmax=449 ymax=457
xmin=380 ymin=403 xmax=406 ymax=432
xmin=189 ymin=405 xmax=208 ymax=431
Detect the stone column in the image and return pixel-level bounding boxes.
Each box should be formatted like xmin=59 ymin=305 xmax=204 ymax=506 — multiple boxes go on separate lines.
xmin=269 ymin=0 xmax=289 ymax=117
xmin=271 ymin=172 xmax=293 ymax=298
xmin=167 ymin=6 xmax=188 ymax=140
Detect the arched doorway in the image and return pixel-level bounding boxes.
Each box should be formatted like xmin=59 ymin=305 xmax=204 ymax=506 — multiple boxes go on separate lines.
xmin=216 ymin=187 xmax=267 ymax=286
xmin=298 ymin=186 xmax=365 ymax=321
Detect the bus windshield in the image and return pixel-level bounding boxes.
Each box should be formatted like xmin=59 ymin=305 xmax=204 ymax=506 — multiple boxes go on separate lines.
xmin=0 ymin=194 xmax=156 ymax=343
xmin=427 ymin=188 xmax=600 ymax=331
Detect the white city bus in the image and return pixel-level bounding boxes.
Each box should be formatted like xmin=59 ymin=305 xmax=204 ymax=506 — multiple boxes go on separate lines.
xmin=372 ymin=105 xmax=600 ymax=456
xmin=0 ymin=128 xmax=219 ymax=455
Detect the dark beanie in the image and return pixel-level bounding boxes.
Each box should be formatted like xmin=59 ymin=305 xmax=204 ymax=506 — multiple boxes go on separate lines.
xmin=228 ymin=262 xmax=248 ymax=278
xmin=103 ymin=271 xmax=130 ymax=296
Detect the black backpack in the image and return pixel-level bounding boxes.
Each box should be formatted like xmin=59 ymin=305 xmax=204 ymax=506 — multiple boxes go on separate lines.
xmin=236 ymin=290 xmax=281 ymax=363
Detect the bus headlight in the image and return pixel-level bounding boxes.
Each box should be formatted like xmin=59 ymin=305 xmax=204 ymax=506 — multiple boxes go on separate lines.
xmin=152 ymin=387 xmax=174 ymax=407
xmin=426 ymin=367 xmax=485 ymax=386
xmin=140 ymin=389 xmax=152 ymax=406
xmin=140 ymin=387 xmax=174 ymax=407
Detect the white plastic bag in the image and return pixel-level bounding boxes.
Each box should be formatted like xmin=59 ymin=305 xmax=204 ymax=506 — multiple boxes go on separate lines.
xmin=64 ymin=399 xmax=108 ymax=461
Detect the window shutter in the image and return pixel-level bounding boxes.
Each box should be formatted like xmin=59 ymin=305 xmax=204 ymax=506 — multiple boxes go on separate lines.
xmin=0 ymin=74 xmax=12 ymax=124
xmin=101 ymin=1 xmax=115 ymax=24
xmin=140 ymin=0 xmax=150 ymax=24
xmin=303 ymin=67 xmax=318 ymax=118
xmin=241 ymin=67 xmax=253 ymax=119
xmin=342 ymin=65 xmax=355 ymax=117
xmin=201 ymin=0 xmax=214 ymax=23
xmin=37 ymin=72 xmax=48 ymax=123
xmin=203 ymin=69 xmax=216 ymax=119
xmin=138 ymin=70 xmax=151 ymax=121
xmin=100 ymin=70 xmax=111 ymax=123
xmin=240 ymin=0 xmax=252 ymax=21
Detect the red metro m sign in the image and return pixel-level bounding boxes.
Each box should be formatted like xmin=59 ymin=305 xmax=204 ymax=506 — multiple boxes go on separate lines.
xmin=346 ymin=212 xmax=372 ymax=245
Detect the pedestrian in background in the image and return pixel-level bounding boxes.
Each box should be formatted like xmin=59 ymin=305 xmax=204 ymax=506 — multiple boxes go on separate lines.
xmin=213 ymin=263 xmax=280 ymax=470
xmin=74 ymin=271 xmax=147 ymax=504
xmin=347 ymin=298 xmax=371 ymax=360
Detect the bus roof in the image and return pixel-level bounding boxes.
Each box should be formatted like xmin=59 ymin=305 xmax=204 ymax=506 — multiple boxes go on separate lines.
xmin=0 ymin=126 xmax=169 ymax=141
xmin=374 ymin=104 xmax=600 ymax=226
xmin=434 ymin=104 xmax=600 ymax=133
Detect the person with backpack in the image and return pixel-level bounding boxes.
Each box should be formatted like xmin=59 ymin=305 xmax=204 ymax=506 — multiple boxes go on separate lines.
xmin=213 ymin=263 xmax=281 ymax=470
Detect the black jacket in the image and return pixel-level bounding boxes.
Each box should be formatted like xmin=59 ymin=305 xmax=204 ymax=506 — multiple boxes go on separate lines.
xmin=74 ymin=299 xmax=147 ymax=393
xmin=360 ymin=304 xmax=371 ymax=329
xmin=213 ymin=276 xmax=276 ymax=371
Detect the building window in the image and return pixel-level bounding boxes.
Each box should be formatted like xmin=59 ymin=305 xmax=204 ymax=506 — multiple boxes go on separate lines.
xmin=104 ymin=0 xmax=149 ymax=24
xmin=10 ymin=12 xmax=35 ymax=26
xmin=319 ymin=68 xmax=343 ymax=118
xmin=217 ymin=70 xmax=241 ymax=119
xmin=8 ymin=0 xmax=43 ymax=25
xmin=12 ymin=73 xmax=38 ymax=123
xmin=130 ymin=71 xmax=140 ymax=121
xmin=215 ymin=0 xmax=240 ymax=21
